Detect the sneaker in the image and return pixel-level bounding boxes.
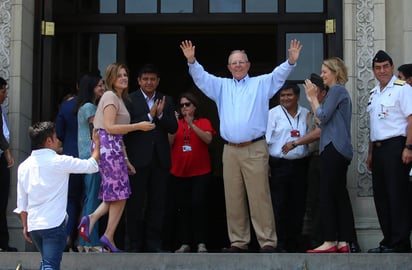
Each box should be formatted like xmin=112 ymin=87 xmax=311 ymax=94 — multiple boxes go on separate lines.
xmin=197 ymin=243 xmax=208 ymax=253
xmin=87 ymin=246 xmax=103 ymax=253
xmin=175 ymin=244 xmax=190 ymax=253
xmin=77 ymin=245 xmax=85 ymax=253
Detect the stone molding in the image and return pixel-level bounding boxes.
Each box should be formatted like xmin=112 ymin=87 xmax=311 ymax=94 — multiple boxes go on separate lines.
xmin=0 ymin=0 xmax=11 ymax=80
xmin=356 ymin=0 xmax=375 ymax=196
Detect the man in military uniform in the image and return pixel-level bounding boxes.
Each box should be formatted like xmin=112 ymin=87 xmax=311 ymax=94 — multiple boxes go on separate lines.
xmin=366 ymin=50 xmax=412 ymax=253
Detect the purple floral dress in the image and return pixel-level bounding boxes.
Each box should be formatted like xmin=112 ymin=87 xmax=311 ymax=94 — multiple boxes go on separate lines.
xmin=95 ymin=129 xmax=131 ymax=201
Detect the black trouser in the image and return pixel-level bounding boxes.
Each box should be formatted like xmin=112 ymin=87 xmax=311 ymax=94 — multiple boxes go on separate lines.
xmin=372 ymin=136 xmax=411 ymax=249
xmin=319 ymin=143 xmax=356 ymax=242
xmin=0 ymin=154 xmax=10 ymax=249
xmin=173 ymin=174 xmax=210 ymax=246
xmin=269 ymin=156 xmax=308 ymax=252
xmin=306 ymin=154 xmax=322 ymax=246
xmin=126 ymin=153 xmax=169 ymax=252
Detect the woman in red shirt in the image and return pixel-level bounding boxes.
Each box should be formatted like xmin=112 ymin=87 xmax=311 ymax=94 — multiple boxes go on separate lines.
xmin=169 ymin=92 xmax=216 ymax=253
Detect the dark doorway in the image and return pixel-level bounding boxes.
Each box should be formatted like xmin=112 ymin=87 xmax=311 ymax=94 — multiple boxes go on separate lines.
xmin=125 ymin=24 xmax=279 ymax=251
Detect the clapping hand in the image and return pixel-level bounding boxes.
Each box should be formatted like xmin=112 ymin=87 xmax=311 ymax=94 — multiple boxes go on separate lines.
xmin=304 ymin=79 xmax=318 ymax=103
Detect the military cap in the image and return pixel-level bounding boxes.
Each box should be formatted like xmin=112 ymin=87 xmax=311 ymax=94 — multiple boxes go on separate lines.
xmin=372 ymin=50 xmax=393 ymax=67
xmin=310 ymin=73 xmax=325 ymax=90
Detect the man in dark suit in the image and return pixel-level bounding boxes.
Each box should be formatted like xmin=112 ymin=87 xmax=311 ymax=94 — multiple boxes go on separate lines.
xmin=124 ymin=64 xmax=178 ymax=252
xmin=0 ymin=77 xmax=17 ymax=252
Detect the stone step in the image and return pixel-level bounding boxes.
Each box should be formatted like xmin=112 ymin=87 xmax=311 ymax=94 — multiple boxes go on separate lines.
xmin=1 ymin=252 xmax=412 ymax=270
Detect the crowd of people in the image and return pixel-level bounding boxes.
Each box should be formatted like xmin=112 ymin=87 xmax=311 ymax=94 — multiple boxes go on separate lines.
xmin=1 ymin=40 xmax=411 ymax=269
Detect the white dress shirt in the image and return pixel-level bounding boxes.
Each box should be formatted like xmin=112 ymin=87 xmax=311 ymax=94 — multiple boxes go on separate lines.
xmin=266 ymin=104 xmax=309 ymax=159
xmin=14 ymin=148 xmax=99 ymax=231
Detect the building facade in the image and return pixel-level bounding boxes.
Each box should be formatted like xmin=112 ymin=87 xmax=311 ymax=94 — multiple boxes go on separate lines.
xmin=1 ymin=0 xmax=411 ymax=251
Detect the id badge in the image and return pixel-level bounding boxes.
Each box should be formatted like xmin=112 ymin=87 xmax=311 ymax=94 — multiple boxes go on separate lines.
xmin=290 ymin=130 xmax=300 ymax=138
xmin=182 ymin=145 xmax=192 ymax=152
xmin=378 ymin=112 xmax=387 ymax=119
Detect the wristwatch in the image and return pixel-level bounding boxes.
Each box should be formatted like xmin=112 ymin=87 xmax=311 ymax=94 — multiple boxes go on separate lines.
xmin=291 ymin=141 xmax=297 ymax=148
xmin=405 ymin=144 xmax=412 ymax=150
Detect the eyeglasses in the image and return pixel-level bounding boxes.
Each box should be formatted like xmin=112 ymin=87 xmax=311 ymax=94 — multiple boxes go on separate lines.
xmin=180 ymin=102 xmax=192 ymax=108
xmin=228 ymin=60 xmax=248 ymax=66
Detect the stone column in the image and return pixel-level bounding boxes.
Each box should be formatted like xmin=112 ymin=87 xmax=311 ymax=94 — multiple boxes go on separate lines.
xmin=1 ymin=0 xmax=34 ymax=251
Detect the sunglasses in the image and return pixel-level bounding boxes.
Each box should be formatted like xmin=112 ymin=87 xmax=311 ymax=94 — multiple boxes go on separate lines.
xmin=179 ymin=102 xmax=192 ymax=108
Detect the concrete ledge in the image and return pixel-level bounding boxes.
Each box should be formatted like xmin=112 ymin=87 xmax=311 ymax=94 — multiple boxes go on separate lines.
xmin=1 ymin=252 xmax=411 ymax=270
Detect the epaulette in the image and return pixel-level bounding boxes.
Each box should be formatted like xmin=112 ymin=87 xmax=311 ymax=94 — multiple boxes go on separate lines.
xmin=394 ymin=79 xmax=406 ymax=86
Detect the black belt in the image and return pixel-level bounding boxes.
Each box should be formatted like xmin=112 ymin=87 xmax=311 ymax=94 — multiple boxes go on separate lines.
xmin=373 ymin=136 xmax=405 ymax=147
xmin=226 ymin=135 xmax=265 ymax=147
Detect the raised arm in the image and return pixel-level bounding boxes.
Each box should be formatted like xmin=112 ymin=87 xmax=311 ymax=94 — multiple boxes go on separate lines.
xmin=288 ymin=39 xmax=303 ymax=65
xmin=180 ymin=40 xmax=196 ymax=64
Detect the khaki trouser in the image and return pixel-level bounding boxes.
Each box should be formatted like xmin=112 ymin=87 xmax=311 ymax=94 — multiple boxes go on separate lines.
xmin=222 ymin=139 xmax=277 ymax=249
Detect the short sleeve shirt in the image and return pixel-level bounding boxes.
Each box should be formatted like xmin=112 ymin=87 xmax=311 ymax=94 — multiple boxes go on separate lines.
xmin=93 ymin=91 xmax=130 ymax=129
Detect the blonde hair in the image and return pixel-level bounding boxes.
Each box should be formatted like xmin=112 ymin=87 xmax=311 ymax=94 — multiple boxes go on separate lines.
xmin=104 ymin=63 xmax=129 ymax=100
xmin=323 ymin=57 xmax=348 ymax=85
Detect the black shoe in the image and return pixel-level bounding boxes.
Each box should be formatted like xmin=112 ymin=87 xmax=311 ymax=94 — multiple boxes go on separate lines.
xmin=259 ymin=245 xmax=277 ymax=253
xmin=222 ymin=246 xmax=248 ymax=253
xmin=147 ymin=248 xmax=171 ymax=253
xmin=0 ymin=246 xmax=17 ymax=252
xmin=368 ymin=245 xmax=393 ymax=253
xmin=349 ymin=242 xmax=361 ymax=253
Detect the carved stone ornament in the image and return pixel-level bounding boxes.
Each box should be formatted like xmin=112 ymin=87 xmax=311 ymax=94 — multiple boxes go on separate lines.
xmin=356 ymin=0 xmax=375 ymax=196
xmin=0 ymin=0 xmax=11 ymax=80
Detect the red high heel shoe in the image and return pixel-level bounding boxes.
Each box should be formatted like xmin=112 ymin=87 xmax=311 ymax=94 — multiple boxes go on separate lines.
xmin=78 ymin=216 xmax=91 ymax=243
xmin=307 ymin=245 xmax=338 ymax=253
xmin=100 ymin=235 xmax=123 ymax=253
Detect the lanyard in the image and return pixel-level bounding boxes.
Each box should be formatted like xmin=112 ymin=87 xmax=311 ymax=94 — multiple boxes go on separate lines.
xmin=182 ymin=121 xmax=191 ymax=145
xmin=281 ymin=107 xmax=299 ymax=130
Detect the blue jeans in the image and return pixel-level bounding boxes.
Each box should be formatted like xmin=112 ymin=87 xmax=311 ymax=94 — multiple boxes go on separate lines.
xmin=30 ymin=220 xmax=67 ymax=270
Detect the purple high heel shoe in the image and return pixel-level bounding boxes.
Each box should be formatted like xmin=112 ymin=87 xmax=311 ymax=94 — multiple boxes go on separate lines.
xmin=78 ymin=216 xmax=91 ymax=243
xmin=100 ymin=235 xmax=123 ymax=253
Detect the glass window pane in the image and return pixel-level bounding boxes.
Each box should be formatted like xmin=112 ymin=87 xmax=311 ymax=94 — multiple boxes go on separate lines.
xmin=246 ymin=0 xmax=277 ymax=13
xmin=210 ymin=0 xmax=241 ymax=13
xmin=161 ymin=0 xmax=193 ymax=13
xmin=126 ymin=0 xmax=157 ymax=13
xmin=286 ymin=0 xmax=323 ymax=13
xmin=98 ymin=34 xmax=117 ymax=76
xmin=286 ymin=33 xmax=323 ymax=81
xmin=100 ymin=0 xmax=117 ymax=13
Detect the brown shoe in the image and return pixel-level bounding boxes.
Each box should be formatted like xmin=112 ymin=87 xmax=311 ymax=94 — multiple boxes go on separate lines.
xmin=222 ymin=246 xmax=247 ymax=253
xmin=259 ymin=245 xmax=277 ymax=253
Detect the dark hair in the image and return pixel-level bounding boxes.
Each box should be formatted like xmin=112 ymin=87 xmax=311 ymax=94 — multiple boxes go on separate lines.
xmin=398 ymin=64 xmax=412 ymax=79
xmin=0 ymin=77 xmax=7 ymax=88
xmin=29 ymin=121 xmax=56 ymax=150
xmin=73 ymin=74 xmax=102 ymax=115
xmin=138 ymin=64 xmax=160 ymax=78
xmin=178 ymin=92 xmax=200 ymax=119
xmin=280 ymin=83 xmax=300 ymax=95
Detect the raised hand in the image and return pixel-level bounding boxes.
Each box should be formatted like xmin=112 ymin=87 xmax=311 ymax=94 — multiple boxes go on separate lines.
xmin=180 ymin=40 xmax=196 ymax=64
xmin=288 ymin=39 xmax=303 ymax=65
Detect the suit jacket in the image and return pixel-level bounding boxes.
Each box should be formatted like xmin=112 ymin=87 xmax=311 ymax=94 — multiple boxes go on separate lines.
xmin=124 ymin=90 xmax=178 ymax=169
